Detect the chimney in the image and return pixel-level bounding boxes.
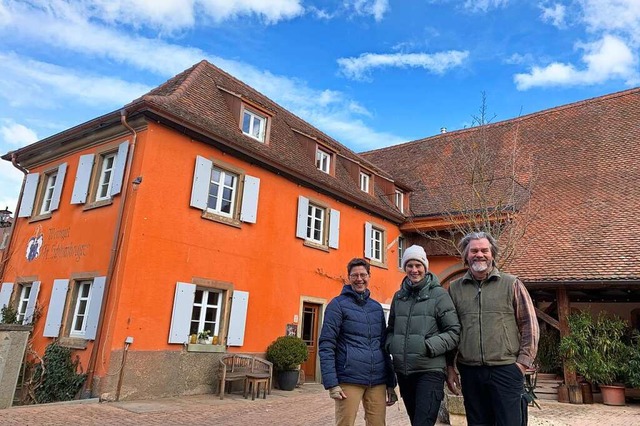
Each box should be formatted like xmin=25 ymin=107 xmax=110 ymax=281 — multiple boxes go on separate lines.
xmin=440 ymin=127 xmax=447 ymax=134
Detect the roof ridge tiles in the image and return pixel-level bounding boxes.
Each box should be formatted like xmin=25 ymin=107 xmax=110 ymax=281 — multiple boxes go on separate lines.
xmin=362 ymin=85 xmax=640 ymax=155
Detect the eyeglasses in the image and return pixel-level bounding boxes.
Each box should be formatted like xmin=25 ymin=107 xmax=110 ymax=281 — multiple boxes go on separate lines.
xmin=349 ymin=273 xmax=369 ymax=279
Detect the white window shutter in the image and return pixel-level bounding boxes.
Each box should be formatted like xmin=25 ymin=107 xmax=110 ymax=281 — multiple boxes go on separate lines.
xmin=23 ymin=281 xmax=41 ymax=325
xmin=227 ymin=290 xmax=249 ymax=347
xmin=295 ymin=196 xmax=309 ymax=239
xmin=110 ymin=141 xmax=130 ymax=196
xmin=328 ymin=208 xmax=340 ymax=249
xmin=49 ymin=163 xmax=67 ymax=212
xmin=190 ymin=156 xmax=212 ymax=210
xmin=0 ymin=283 xmax=14 ymax=316
xmin=84 ymin=276 xmax=106 ymax=340
xmin=168 ymin=282 xmax=196 ymax=344
xmin=240 ymin=175 xmax=260 ymax=223
xmin=43 ymin=279 xmax=69 ymax=337
xmin=18 ymin=173 xmax=39 ymax=217
xmin=71 ymin=154 xmax=95 ymax=204
xmin=364 ymin=222 xmax=373 ymax=259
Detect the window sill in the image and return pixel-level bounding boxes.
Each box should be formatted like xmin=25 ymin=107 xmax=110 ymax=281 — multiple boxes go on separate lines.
xmin=202 ymin=211 xmax=241 ymax=228
xmin=57 ymin=337 xmax=89 ymax=350
xmin=369 ymin=260 xmax=388 ymax=270
xmin=28 ymin=213 xmax=52 ymax=223
xmin=83 ymin=198 xmax=114 ymax=211
xmin=187 ymin=344 xmax=226 ymax=353
xmin=303 ymin=240 xmax=330 ymax=252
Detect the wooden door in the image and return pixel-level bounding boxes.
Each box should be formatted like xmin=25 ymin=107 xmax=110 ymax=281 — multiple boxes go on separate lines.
xmin=300 ymin=302 xmax=320 ymax=382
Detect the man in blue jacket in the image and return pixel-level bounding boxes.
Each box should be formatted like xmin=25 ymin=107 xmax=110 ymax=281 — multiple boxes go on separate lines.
xmin=319 ymin=258 xmax=397 ymax=426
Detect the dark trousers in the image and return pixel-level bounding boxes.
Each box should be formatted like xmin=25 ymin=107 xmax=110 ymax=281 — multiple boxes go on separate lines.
xmin=457 ymin=363 xmax=528 ymax=426
xmin=396 ymin=371 xmax=445 ymax=426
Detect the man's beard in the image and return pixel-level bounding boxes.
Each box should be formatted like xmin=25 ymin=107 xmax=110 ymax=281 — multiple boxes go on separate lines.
xmin=471 ymin=260 xmax=489 ymax=273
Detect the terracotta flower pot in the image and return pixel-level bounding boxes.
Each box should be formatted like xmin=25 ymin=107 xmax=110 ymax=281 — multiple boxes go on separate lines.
xmin=600 ymin=384 xmax=626 ymax=406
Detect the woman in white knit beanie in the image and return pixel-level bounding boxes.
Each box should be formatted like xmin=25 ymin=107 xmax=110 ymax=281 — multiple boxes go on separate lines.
xmin=385 ymin=245 xmax=460 ymax=426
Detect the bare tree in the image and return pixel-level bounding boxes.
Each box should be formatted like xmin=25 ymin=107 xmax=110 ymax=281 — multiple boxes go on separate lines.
xmin=408 ymin=93 xmax=538 ymax=268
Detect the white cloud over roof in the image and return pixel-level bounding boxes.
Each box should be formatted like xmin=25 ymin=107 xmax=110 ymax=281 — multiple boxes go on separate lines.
xmin=337 ymin=51 xmax=469 ymax=81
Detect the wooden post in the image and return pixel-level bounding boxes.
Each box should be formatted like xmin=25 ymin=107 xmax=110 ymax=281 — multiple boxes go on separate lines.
xmin=557 ymin=286 xmax=577 ymax=386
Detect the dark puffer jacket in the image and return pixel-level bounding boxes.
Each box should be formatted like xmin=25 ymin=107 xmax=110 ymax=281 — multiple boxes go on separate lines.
xmin=319 ymin=285 xmax=396 ymax=389
xmin=385 ymin=274 xmax=460 ymax=376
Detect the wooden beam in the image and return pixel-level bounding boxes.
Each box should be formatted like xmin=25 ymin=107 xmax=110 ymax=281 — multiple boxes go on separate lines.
xmin=557 ymin=286 xmax=577 ymax=386
xmin=543 ymin=301 xmax=557 ymax=315
xmin=534 ymin=307 xmax=559 ymax=330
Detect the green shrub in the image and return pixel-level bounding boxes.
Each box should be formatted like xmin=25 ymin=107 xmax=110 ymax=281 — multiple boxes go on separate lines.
xmin=559 ymin=311 xmax=628 ymax=385
xmin=1 ymin=305 xmax=19 ymax=324
xmin=536 ymin=325 xmax=562 ymax=375
xmin=34 ymin=343 xmax=86 ymax=403
xmin=627 ymin=332 xmax=640 ymax=388
xmin=266 ymin=335 xmax=308 ymax=371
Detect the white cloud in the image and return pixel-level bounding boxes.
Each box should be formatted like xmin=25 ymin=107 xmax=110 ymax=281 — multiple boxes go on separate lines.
xmin=579 ymin=0 xmax=640 ymax=43
xmin=346 ymin=0 xmax=390 ymax=21
xmin=7 ymin=0 xmax=305 ymax=34
xmin=0 ymin=160 xmax=24 ymax=213
xmin=463 ymin=0 xmax=508 ymax=13
xmin=0 ymin=53 xmax=152 ymax=108
xmin=0 ymin=0 xmax=406 ymax=155
xmin=505 ymin=53 xmax=534 ymax=65
xmin=514 ymin=34 xmax=638 ymax=89
xmin=198 ymin=0 xmax=304 ymax=25
xmin=540 ymin=3 xmax=566 ymax=28
xmin=1 ymin=121 xmax=38 ymax=147
xmin=337 ymin=51 xmax=469 ymax=81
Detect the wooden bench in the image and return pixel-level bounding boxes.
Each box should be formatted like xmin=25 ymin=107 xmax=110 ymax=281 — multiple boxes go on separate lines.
xmin=218 ymin=354 xmax=273 ymax=400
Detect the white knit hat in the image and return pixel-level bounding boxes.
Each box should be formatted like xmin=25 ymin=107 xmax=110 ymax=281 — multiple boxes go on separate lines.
xmin=401 ymin=245 xmax=429 ymax=270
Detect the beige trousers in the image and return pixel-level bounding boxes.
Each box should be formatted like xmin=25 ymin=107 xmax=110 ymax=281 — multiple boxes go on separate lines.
xmin=334 ymin=383 xmax=386 ymax=426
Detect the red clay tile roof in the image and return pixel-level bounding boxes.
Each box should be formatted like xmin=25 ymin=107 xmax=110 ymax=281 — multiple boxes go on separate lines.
xmin=129 ymin=60 xmax=404 ymax=221
xmin=362 ymin=88 xmax=640 ymax=283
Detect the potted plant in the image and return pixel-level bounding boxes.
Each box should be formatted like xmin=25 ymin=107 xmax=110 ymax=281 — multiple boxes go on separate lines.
xmin=560 ymin=311 xmax=629 ymax=406
xmin=197 ymin=330 xmax=211 ymax=344
xmin=265 ymin=335 xmax=308 ymax=391
xmin=626 ymin=333 xmax=640 ymax=390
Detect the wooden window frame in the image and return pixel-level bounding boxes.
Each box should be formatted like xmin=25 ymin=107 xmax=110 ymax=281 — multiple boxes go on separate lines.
xmin=365 ymin=221 xmax=387 ymax=268
xmin=359 ymin=172 xmax=370 ymax=193
xmin=187 ymin=278 xmax=233 ymax=351
xmin=241 ymin=107 xmax=268 ymax=142
xmin=395 ymin=189 xmax=404 ymax=213
xmin=316 ymin=147 xmax=332 ymax=174
xmin=397 ymin=236 xmax=405 ymax=270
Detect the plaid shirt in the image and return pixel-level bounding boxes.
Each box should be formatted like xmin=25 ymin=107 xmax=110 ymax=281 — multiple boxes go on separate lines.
xmin=513 ymin=277 xmax=539 ymax=368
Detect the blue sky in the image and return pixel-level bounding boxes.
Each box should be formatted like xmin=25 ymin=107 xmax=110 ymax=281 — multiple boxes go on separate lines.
xmin=1 ymin=0 xmax=639 ymax=213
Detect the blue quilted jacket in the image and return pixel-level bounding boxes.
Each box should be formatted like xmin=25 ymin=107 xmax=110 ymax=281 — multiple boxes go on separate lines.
xmin=319 ymin=285 xmax=396 ymax=389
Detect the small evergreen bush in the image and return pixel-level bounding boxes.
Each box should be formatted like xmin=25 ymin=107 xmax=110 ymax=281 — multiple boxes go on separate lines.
xmin=266 ymin=335 xmax=308 ymax=371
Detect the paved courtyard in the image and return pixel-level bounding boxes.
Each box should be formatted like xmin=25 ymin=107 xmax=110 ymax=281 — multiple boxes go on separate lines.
xmin=1 ymin=383 xmax=639 ymax=425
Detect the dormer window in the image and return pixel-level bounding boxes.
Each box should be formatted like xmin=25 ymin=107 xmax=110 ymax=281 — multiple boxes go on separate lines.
xmin=395 ymin=189 xmax=404 ymax=213
xmin=242 ymin=108 xmax=267 ymax=142
xmin=359 ymin=172 xmax=370 ymax=193
xmin=316 ymin=148 xmax=331 ymax=174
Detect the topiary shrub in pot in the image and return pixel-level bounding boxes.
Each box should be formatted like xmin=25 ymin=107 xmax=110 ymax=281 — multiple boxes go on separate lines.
xmin=266 ymin=335 xmax=308 ymax=391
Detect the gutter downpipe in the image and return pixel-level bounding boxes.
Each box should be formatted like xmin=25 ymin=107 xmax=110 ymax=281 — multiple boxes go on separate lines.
xmin=83 ymin=109 xmax=137 ymax=398
xmin=0 ymin=155 xmax=28 ymax=280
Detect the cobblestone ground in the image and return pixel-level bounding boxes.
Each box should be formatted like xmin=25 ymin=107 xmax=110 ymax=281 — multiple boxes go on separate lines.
xmin=0 ymin=384 xmax=638 ymax=425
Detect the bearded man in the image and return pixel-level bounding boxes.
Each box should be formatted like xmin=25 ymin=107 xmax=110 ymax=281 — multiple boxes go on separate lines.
xmin=446 ymin=232 xmax=539 ymax=426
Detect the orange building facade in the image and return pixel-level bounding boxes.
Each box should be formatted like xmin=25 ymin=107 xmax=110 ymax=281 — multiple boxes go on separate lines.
xmin=1 ymin=62 xmax=458 ymax=400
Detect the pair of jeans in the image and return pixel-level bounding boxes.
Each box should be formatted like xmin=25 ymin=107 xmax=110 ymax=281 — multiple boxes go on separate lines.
xmin=457 ymin=363 xmax=528 ymax=426
xmin=396 ymin=371 xmax=445 ymax=426
xmin=334 ymin=383 xmax=387 ymax=426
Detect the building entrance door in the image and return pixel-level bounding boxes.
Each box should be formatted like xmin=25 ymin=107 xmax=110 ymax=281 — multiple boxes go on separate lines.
xmin=300 ymin=302 xmax=320 ymax=382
